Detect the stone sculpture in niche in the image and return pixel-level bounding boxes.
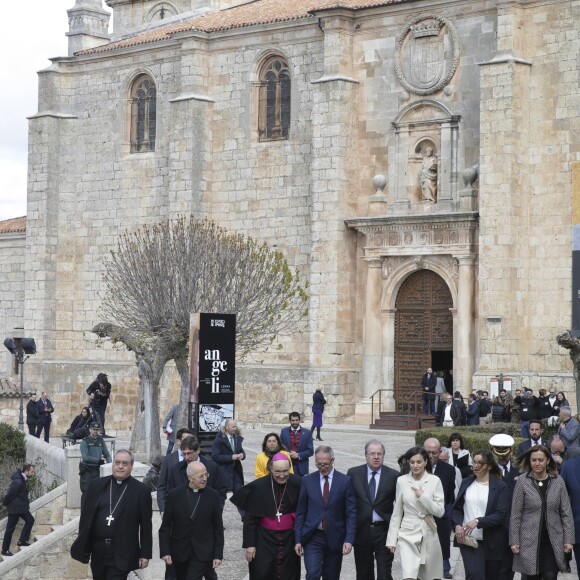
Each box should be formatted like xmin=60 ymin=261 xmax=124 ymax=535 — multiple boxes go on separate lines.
xmin=419 ymin=147 xmax=438 ymax=202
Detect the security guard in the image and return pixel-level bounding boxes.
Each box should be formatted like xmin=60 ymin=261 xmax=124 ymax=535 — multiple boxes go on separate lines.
xmin=489 ymin=433 xmax=519 ymax=580
xmin=79 ymin=422 xmax=111 ymax=499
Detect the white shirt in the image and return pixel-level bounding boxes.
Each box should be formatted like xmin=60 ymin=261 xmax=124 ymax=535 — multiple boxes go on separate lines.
xmin=318 ymin=469 xmax=335 ymax=530
xmin=500 ymin=461 xmax=512 ymax=477
xmin=464 ymin=481 xmax=489 ymax=541
xmin=444 ymin=404 xmax=453 ymax=422
xmin=367 ymin=466 xmax=384 ymax=522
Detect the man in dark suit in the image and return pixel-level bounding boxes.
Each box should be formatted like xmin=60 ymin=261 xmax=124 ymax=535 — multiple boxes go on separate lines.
xmin=560 ymin=453 xmax=580 ymax=566
xmin=346 ymin=439 xmax=398 ymax=580
xmin=157 ymin=427 xmax=194 ymax=515
xmin=295 ymin=445 xmax=356 ymax=579
xmin=211 ymin=419 xmax=245 ymax=493
xmin=280 ymin=411 xmax=314 ymax=477
xmin=490 ymin=433 xmax=519 ymax=580
xmin=35 ymin=391 xmax=54 ymax=442
xmin=424 ymin=437 xmax=457 ymax=579
xmin=71 ymin=449 xmax=152 ymax=579
xmin=159 ymin=461 xmax=224 ymax=580
xmin=167 ymin=436 xmax=227 ymax=508
xmin=421 ymin=368 xmax=437 ymax=415
xmin=515 ymin=419 xmax=544 ymax=456
xmin=1 ymin=463 xmax=35 ymax=556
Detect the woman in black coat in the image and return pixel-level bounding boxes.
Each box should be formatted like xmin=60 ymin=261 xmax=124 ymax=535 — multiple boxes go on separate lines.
xmin=310 ymin=389 xmax=326 ymax=441
xmin=67 ymin=407 xmax=92 ymax=440
xmin=453 ymin=449 xmax=509 ymax=580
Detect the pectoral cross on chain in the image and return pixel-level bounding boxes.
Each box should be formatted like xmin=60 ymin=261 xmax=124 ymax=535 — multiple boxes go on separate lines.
xmin=275 ymin=510 xmax=282 ymax=523
xmin=106 ymin=515 xmax=114 ymax=526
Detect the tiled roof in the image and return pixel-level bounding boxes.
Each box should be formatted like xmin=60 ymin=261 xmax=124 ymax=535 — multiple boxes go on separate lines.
xmin=0 ymin=375 xmax=35 ymax=397
xmin=0 ymin=216 xmax=26 ymax=234
xmin=78 ymin=0 xmax=405 ymax=55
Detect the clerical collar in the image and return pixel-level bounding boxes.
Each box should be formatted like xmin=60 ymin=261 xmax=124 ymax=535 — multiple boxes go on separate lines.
xmin=113 ymin=477 xmax=127 ymax=485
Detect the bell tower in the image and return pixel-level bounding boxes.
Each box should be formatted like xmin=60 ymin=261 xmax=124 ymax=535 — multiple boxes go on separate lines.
xmin=66 ymin=0 xmax=111 ymax=56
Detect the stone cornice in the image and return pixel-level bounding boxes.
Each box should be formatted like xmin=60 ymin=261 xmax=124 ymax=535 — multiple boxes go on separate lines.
xmin=311 ymin=75 xmax=359 ymax=84
xmin=27 ymin=112 xmax=79 ymax=120
xmin=169 ymin=93 xmax=214 ymax=103
xmin=346 ymin=211 xmax=479 ymax=257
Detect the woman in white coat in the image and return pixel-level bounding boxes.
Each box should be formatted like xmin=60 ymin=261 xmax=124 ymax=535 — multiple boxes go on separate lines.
xmin=387 ymin=446 xmax=445 ymax=580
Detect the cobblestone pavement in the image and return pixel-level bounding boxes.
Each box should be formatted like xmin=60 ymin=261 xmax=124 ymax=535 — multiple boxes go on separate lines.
xmin=69 ymin=423 xmax=578 ymax=580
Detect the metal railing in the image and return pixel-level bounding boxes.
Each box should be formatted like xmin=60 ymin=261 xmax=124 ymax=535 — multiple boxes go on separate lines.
xmin=370 ymin=388 xmax=423 ymax=427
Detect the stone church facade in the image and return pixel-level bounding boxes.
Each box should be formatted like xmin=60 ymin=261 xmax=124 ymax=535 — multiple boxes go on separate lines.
xmin=0 ymin=0 xmax=578 ymax=431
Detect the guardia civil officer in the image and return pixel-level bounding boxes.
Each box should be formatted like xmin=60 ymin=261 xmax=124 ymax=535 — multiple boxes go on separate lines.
xmin=80 ymin=422 xmax=111 ymax=500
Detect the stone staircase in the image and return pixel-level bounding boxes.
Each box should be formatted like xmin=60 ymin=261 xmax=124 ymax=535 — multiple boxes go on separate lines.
xmin=0 ymin=459 xmax=164 ymax=579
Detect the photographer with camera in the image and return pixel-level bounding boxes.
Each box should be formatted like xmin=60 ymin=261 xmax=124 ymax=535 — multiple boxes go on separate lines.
xmin=79 ymin=422 xmax=111 ymax=500
xmin=86 ymin=373 xmax=111 ymax=433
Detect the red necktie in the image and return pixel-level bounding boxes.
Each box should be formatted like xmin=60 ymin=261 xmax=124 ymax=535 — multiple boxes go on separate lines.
xmin=322 ymin=476 xmax=329 ymax=530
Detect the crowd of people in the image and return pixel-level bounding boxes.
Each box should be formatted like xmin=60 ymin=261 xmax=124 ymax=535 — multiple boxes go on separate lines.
xmin=70 ymin=411 xmax=580 ymax=579
xmin=5 ymin=376 xmax=580 ymax=579
xmin=433 ymin=382 xmax=571 ymax=436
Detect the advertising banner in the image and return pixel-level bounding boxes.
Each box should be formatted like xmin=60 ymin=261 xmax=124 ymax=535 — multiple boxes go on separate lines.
xmin=191 ymin=312 xmax=236 ymax=436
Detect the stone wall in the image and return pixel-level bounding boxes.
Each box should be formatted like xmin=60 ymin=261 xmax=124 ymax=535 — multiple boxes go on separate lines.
xmin=0 ymin=232 xmax=25 ymax=375
xmin=476 ymin=0 xmax=579 ymax=394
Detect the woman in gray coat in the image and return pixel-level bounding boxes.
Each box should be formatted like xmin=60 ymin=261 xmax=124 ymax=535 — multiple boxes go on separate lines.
xmin=510 ymin=445 xmax=574 ymax=579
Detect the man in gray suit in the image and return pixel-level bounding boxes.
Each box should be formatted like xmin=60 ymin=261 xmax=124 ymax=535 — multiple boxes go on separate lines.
xmin=347 ymin=440 xmax=399 ymax=580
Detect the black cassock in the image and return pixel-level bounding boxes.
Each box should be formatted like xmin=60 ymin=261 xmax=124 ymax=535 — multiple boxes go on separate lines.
xmin=230 ymin=474 xmax=302 ymax=580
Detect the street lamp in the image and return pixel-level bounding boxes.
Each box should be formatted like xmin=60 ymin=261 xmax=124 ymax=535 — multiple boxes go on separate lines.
xmin=4 ymin=337 xmax=36 ymax=432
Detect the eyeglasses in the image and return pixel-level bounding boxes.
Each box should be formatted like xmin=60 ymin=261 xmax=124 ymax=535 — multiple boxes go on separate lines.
xmin=315 ymin=461 xmax=333 ymax=468
xmin=472 ymin=461 xmax=488 ymax=467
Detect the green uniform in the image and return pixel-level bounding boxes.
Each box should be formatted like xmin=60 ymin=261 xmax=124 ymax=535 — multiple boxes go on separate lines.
xmin=79 ymin=435 xmax=111 ymax=493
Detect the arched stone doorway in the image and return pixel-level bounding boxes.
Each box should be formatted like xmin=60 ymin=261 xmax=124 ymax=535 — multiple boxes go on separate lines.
xmin=394 ymin=269 xmax=453 ymax=405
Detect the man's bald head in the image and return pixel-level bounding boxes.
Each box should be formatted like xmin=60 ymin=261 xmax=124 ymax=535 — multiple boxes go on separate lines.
xmin=423 ymin=438 xmax=442 ymax=465
xmin=187 ymin=461 xmax=208 ymax=489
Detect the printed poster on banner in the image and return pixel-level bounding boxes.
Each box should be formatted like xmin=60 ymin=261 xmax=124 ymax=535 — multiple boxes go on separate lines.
xmin=196 ymin=313 xmax=236 ymax=433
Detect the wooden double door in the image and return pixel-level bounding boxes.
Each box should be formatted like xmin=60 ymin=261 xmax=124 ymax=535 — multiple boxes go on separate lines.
xmin=394 ymin=269 xmax=453 ymax=406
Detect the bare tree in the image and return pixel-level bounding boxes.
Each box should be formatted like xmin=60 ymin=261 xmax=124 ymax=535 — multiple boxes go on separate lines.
xmin=95 ymin=217 xmax=308 ymax=459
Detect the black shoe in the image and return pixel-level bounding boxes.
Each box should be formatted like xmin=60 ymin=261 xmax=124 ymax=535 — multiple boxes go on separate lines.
xmin=17 ymin=541 xmax=30 ymax=547
xmin=444 ymin=573 xmax=452 ymax=579
xmin=2 ymin=550 xmax=14 ymax=557
xmin=316 ymin=437 xmax=324 ymax=441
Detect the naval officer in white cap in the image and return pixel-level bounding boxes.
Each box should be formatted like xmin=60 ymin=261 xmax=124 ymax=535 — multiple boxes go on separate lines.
xmin=489 ymin=433 xmax=518 ymax=580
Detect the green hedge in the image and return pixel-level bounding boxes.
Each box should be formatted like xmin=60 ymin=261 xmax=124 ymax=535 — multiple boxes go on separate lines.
xmin=416 ymin=421 xmax=558 ymax=456
xmin=0 ymin=424 xmax=27 ymax=519
xmin=0 ymin=423 xmax=26 ymax=463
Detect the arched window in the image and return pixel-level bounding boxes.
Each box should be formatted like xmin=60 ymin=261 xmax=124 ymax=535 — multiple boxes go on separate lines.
xmin=258 ymin=57 xmax=290 ymax=141
xmin=130 ymin=75 xmax=157 ymax=153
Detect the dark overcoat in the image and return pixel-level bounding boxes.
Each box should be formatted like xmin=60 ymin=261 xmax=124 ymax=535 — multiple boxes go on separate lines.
xmin=70 ymin=475 xmax=152 ymax=572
